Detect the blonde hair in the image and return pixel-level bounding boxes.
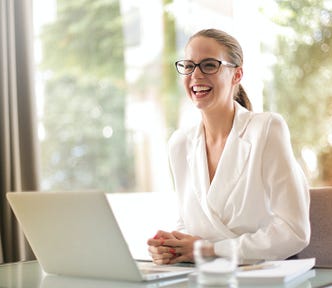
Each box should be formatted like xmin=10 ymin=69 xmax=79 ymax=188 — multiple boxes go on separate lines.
xmin=188 ymin=29 xmax=252 ymax=111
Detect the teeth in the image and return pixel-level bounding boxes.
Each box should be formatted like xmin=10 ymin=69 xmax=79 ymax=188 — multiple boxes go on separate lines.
xmin=193 ymin=86 xmax=210 ymax=92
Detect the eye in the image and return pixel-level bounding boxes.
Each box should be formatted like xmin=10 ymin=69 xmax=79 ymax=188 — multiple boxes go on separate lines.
xmin=183 ymin=62 xmax=194 ymax=70
xmin=201 ymin=61 xmax=218 ymax=71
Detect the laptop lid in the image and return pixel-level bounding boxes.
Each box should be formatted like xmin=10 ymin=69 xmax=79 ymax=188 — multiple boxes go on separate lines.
xmin=6 ymin=191 xmax=193 ymax=281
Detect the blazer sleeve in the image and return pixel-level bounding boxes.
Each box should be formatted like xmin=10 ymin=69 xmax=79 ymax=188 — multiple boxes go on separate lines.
xmin=215 ymin=114 xmax=311 ymax=260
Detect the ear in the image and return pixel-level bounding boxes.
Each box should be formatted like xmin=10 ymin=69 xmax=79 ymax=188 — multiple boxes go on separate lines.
xmin=232 ymin=67 xmax=243 ymax=84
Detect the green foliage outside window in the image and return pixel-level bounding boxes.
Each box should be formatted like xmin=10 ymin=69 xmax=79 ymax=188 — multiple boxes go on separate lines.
xmin=39 ymin=0 xmax=135 ymax=192
xmin=264 ymin=0 xmax=332 ymax=185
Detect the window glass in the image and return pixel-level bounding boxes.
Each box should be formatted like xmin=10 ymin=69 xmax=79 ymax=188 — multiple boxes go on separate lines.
xmin=33 ymin=0 xmax=331 ymax=192
xmin=262 ymin=0 xmax=332 ymax=186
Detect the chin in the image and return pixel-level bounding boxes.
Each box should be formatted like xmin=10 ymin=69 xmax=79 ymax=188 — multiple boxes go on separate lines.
xmin=192 ymin=100 xmax=208 ymax=111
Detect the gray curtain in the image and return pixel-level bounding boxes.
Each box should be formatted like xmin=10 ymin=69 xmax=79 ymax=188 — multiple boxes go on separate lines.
xmin=0 ymin=0 xmax=39 ymax=263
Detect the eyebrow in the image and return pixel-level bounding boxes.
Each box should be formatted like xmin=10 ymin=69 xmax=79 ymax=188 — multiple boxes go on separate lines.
xmin=185 ymin=58 xmax=220 ymax=62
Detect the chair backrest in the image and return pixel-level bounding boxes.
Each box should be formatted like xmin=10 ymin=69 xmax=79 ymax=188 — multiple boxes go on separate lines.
xmin=296 ymin=187 xmax=332 ymax=267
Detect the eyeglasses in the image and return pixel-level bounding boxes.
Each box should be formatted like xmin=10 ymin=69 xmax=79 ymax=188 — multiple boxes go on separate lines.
xmin=175 ymin=59 xmax=237 ymax=75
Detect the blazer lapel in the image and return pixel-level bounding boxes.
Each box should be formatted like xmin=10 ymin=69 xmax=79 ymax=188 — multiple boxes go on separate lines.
xmin=187 ymin=136 xmax=238 ymax=238
xmin=207 ymin=128 xmax=251 ymax=215
xmin=186 ymin=111 xmax=251 ymax=238
xmin=207 ymin=102 xmax=252 ymax=217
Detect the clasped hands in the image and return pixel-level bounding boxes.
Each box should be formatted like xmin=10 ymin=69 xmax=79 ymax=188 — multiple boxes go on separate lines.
xmin=147 ymin=230 xmax=201 ymax=264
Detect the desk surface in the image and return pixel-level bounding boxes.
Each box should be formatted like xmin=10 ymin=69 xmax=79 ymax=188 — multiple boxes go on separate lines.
xmin=0 ymin=260 xmax=332 ymax=288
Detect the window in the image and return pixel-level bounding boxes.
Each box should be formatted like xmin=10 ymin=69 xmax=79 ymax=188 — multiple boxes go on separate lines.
xmin=33 ymin=0 xmax=332 ymax=193
xmin=261 ymin=0 xmax=332 ymax=186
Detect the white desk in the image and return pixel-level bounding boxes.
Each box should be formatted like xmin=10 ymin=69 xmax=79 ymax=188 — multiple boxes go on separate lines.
xmin=1 ymin=260 xmax=332 ymax=288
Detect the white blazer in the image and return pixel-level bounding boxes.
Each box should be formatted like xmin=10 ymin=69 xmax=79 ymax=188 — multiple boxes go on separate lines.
xmin=168 ymin=102 xmax=310 ymax=260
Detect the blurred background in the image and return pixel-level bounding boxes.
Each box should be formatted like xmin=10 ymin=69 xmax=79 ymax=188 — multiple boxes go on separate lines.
xmin=33 ymin=0 xmax=332 ymax=193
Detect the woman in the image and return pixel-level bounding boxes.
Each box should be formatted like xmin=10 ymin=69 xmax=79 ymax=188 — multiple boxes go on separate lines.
xmin=147 ymin=29 xmax=310 ymax=264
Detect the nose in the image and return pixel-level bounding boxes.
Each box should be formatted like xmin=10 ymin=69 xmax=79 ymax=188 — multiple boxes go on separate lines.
xmin=191 ymin=64 xmax=205 ymax=78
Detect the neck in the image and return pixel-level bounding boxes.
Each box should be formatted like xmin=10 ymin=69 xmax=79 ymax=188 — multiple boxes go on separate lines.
xmin=202 ymin=104 xmax=235 ymax=143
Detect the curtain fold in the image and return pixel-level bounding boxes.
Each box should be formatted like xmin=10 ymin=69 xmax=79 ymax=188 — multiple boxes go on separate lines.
xmin=0 ymin=0 xmax=39 ymax=263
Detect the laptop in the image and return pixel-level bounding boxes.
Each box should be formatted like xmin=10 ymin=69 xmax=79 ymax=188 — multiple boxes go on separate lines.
xmin=6 ymin=191 xmax=195 ymax=282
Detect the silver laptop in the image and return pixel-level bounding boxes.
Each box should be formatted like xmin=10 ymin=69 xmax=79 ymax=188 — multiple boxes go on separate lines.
xmin=6 ymin=191 xmax=194 ymax=282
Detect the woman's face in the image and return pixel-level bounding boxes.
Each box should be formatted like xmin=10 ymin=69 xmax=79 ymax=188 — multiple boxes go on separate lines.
xmin=183 ymin=36 xmax=241 ymax=112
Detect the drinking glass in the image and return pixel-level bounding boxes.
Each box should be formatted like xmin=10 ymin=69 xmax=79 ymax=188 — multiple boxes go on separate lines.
xmin=194 ymin=239 xmax=238 ymax=287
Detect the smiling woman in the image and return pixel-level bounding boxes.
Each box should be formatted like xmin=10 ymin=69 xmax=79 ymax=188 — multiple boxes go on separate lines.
xmin=147 ymin=28 xmax=310 ymax=265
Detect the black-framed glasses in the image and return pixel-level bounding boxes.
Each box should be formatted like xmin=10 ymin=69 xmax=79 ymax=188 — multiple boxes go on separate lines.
xmin=175 ymin=59 xmax=237 ymax=75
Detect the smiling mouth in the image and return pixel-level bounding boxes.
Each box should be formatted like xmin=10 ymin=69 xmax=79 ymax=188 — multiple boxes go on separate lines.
xmin=192 ymin=85 xmax=212 ymax=96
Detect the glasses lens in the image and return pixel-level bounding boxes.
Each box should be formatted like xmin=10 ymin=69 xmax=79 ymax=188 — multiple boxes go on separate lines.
xmin=176 ymin=60 xmax=195 ymax=75
xmin=200 ymin=60 xmax=220 ymax=74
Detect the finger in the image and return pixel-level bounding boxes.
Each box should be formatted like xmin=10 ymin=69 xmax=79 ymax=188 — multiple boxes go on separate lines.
xmin=150 ymin=246 xmax=182 ymax=265
xmin=152 ymin=256 xmax=171 ymax=265
xmin=171 ymin=230 xmax=188 ymax=240
xmin=163 ymin=238 xmax=180 ymax=247
xmin=153 ymin=257 xmax=172 ymax=265
xmin=149 ymin=245 xmax=176 ymax=257
xmin=151 ymin=250 xmax=174 ymax=264
xmin=154 ymin=230 xmax=175 ymax=240
xmin=147 ymin=238 xmax=165 ymax=246
xmin=148 ymin=230 xmax=175 ymax=246
xmin=151 ymin=252 xmax=169 ymax=260
xmin=168 ymin=247 xmax=177 ymax=258
xmin=148 ymin=245 xmax=159 ymax=254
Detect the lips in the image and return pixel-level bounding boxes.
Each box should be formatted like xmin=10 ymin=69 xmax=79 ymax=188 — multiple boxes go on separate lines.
xmin=192 ymin=85 xmax=212 ymax=97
